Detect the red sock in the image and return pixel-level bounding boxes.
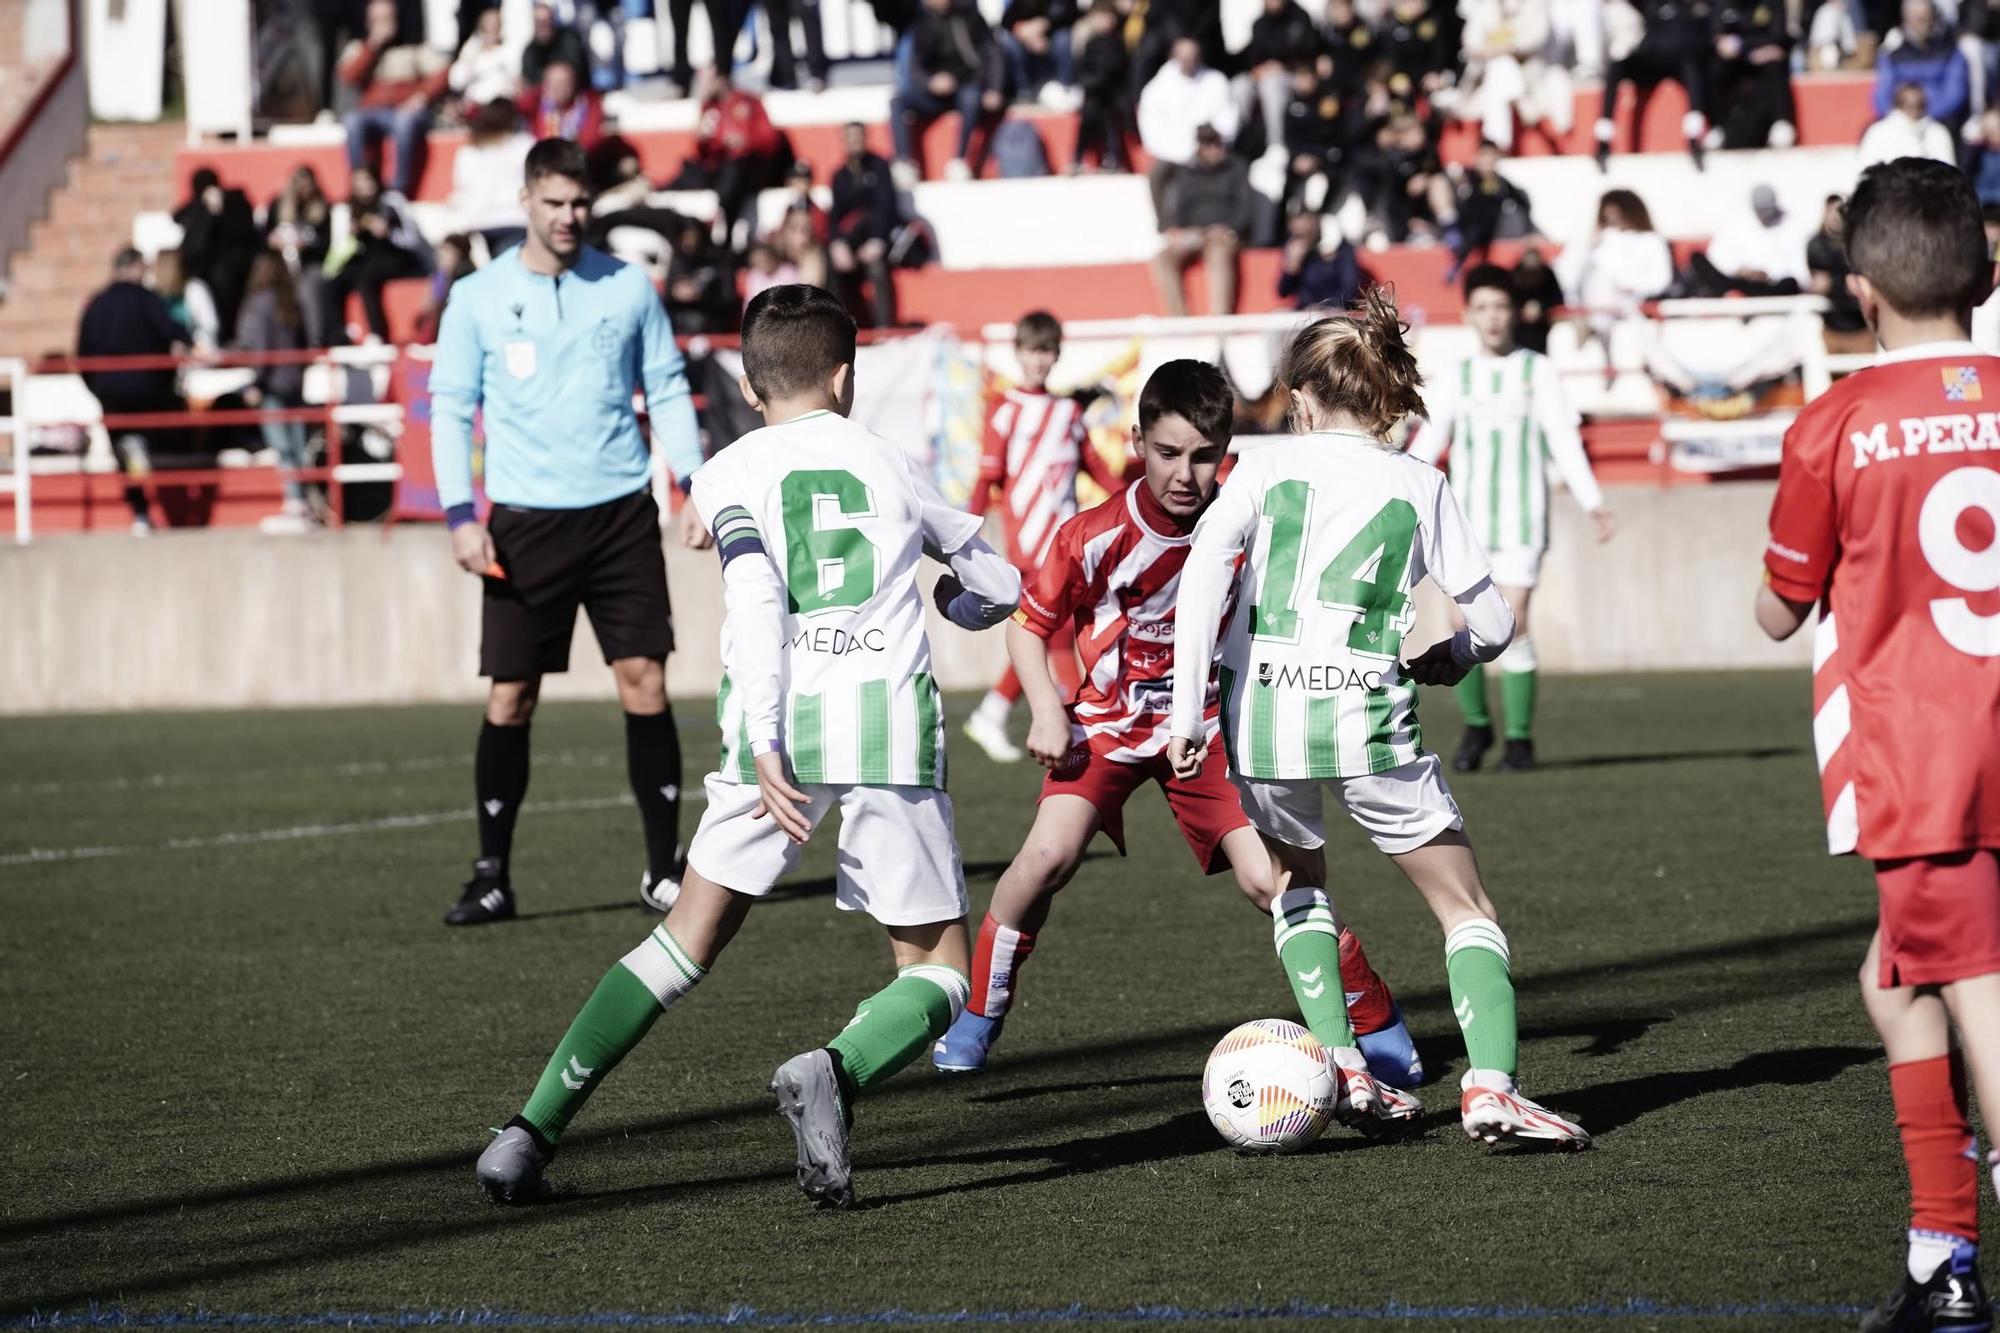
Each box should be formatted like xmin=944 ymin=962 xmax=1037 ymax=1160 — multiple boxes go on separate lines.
xmin=1889 ymin=1053 xmax=1979 ymax=1243
xmin=993 ymin=666 xmax=1023 ymax=705
xmin=1338 ymin=929 xmax=1396 ymax=1036
xmin=968 ymin=914 xmax=1037 ymax=1019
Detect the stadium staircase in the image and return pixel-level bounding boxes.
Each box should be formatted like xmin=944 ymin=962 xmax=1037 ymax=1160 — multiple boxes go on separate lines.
xmin=0 ymin=121 xmax=186 ymax=362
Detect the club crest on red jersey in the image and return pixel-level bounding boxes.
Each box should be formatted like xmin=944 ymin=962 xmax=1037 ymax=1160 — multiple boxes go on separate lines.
xmin=1943 ymin=365 xmax=1983 ymax=402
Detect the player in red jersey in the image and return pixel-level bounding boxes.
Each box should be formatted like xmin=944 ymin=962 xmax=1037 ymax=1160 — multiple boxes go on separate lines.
xmin=1759 ymin=159 xmax=2000 ymax=1332
xmin=933 ymin=359 xmax=1422 ymax=1098
xmin=962 ymin=311 xmax=1125 ymax=764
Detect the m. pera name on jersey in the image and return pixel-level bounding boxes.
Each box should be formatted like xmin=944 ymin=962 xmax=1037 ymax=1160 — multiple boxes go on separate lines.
xmin=1850 ymin=407 xmax=2000 ymax=469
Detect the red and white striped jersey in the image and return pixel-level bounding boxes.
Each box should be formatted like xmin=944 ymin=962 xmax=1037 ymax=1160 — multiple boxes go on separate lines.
xmin=974 ymin=386 xmax=1122 ymax=569
xmin=1765 ymin=341 xmax=2000 ymax=860
xmin=1015 ymin=482 xmax=1230 ymax=762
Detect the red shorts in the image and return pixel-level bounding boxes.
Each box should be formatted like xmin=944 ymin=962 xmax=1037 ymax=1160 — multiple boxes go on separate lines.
xmin=1040 ymin=742 xmax=1251 ymax=874
xmin=1874 ymin=849 xmax=2000 ymax=987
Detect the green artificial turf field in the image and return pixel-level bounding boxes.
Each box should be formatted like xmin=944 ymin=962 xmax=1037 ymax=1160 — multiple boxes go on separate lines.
xmin=0 ymin=671 xmax=1985 ymax=1330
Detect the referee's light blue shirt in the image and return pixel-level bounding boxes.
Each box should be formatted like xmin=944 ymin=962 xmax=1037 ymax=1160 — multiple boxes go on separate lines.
xmin=429 ymin=245 xmax=703 ymax=526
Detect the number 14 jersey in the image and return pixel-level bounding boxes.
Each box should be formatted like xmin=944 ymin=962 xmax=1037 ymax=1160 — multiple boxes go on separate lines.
xmin=691 ymin=409 xmax=982 ymax=790
xmin=1175 ymin=431 xmax=1494 ymax=782
xmin=1765 ymin=341 xmax=2000 ymax=860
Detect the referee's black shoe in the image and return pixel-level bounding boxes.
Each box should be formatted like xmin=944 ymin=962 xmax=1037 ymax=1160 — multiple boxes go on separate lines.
xmin=445 ymin=857 xmax=516 ymax=926
xmin=1451 ymin=725 xmax=1494 ymax=773
xmin=1496 ymin=739 xmax=1537 ymax=773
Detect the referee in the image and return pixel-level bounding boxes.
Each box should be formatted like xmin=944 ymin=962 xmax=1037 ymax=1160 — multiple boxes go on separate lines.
xmin=430 ymin=137 xmax=709 ymax=927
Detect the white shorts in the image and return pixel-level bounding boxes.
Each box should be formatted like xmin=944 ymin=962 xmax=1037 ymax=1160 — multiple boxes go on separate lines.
xmin=1488 ymin=547 xmax=1544 ymax=590
xmin=686 ymin=772 xmax=968 ymax=927
xmin=1232 ymin=754 xmax=1465 ymax=856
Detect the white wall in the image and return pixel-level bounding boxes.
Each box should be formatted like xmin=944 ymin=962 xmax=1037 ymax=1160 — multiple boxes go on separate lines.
xmin=0 ymin=482 xmax=1809 ymax=716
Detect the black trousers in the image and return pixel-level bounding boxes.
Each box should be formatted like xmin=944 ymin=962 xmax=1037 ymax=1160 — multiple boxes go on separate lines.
xmin=668 ymin=0 xmax=750 ymax=84
xmin=1599 ymin=38 xmax=1709 ymax=138
xmin=1712 ymin=59 xmax=1796 ymax=149
xmin=1076 ymin=93 xmax=1131 ymax=169
xmin=326 ymin=245 xmax=430 ymax=342
xmin=763 ymin=0 xmax=827 ymax=87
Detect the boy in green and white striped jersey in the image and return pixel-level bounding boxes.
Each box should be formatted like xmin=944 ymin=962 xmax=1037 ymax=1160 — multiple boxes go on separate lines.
xmin=1170 ymin=291 xmax=1591 ymax=1150
xmin=474 ymin=285 xmax=1021 ymax=1209
xmin=1407 ymin=265 xmax=1616 ymax=773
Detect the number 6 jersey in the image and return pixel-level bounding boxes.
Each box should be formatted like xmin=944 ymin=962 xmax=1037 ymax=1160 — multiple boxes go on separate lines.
xmin=691 ymin=409 xmax=983 ymax=789
xmin=1172 ymin=431 xmax=1495 ymax=781
xmin=1765 ymin=341 xmax=2000 ymax=860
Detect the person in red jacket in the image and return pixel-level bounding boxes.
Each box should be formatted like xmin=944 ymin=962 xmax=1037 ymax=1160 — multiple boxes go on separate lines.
xmin=694 ymin=67 xmax=790 ymax=251
xmin=339 ymin=0 xmax=450 ymax=197
xmin=520 ymin=60 xmax=604 ymax=153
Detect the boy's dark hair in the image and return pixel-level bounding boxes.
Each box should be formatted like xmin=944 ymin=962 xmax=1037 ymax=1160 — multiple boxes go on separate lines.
xmin=1015 ymin=310 xmax=1062 ymax=350
xmin=1844 ymin=158 xmax=1990 ymax=318
xmin=1461 ymin=263 xmax=1514 ymax=301
xmin=1982 ymin=201 xmax=2000 ymax=228
xmin=524 ymin=137 xmax=590 ymax=187
xmin=1138 ymin=358 xmax=1235 ymax=440
xmin=741 ymin=283 xmax=857 ymax=402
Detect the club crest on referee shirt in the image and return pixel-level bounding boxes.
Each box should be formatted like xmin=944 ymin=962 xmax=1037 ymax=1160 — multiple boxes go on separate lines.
xmin=504 ymin=339 xmax=538 ymax=380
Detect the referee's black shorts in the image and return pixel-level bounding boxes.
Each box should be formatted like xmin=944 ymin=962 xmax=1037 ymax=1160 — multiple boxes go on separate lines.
xmin=481 ymin=488 xmax=674 ymax=679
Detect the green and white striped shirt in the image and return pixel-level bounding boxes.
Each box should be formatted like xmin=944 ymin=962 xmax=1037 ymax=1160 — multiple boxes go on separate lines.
xmin=1408 ymin=348 xmax=1602 ymax=554
xmin=1170 ymin=432 xmax=1493 ymax=781
xmin=690 ymin=410 xmax=980 ymax=790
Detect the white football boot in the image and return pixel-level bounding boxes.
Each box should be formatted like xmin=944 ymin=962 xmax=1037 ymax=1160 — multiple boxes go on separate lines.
xmin=1459 ymin=1069 xmax=1592 ymax=1150
xmin=962 ymin=709 xmax=1024 ymax=763
xmin=1330 ymin=1045 xmax=1423 ymax=1132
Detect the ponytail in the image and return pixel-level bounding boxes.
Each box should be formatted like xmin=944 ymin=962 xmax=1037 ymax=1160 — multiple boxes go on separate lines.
xmin=1278 ymin=286 xmax=1426 ymax=437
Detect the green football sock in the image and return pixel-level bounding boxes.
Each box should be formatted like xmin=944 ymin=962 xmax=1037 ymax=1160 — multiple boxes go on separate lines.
xmin=1500 ymin=668 xmax=1537 ymax=741
xmin=1273 ymin=888 xmax=1355 ymax=1050
xmin=1455 ymin=665 xmax=1492 ymax=728
xmin=1445 ymin=918 xmax=1517 ymax=1076
xmin=827 ymin=964 xmax=970 ymax=1099
xmin=519 ymin=923 xmax=705 ymax=1142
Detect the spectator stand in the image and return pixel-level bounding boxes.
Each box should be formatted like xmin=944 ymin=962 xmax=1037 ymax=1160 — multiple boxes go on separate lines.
xmin=1 ymin=345 xmax=403 ymax=541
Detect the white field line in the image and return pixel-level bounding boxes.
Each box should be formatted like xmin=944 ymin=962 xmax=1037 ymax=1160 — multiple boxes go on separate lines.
xmin=0 ymin=794 xmax=647 ymax=867
xmin=0 ymin=749 xmax=625 ymax=797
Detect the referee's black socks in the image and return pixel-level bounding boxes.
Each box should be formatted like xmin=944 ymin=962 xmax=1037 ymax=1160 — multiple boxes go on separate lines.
xmin=476 ymin=720 xmax=533 ymax=878
xmin=625 ymin=710 xmax=684 ymax=881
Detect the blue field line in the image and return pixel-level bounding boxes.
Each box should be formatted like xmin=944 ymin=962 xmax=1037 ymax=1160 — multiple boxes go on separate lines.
xmin=1 ymin=1299 xmax=1909 ymax=1328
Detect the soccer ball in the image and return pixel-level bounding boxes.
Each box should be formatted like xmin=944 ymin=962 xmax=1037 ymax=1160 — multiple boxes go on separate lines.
xmin=1201 ymin=1018 xmax=1336 ymax=1153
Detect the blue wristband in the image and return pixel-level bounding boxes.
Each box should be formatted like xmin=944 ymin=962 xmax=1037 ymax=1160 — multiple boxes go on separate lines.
xmin=445 ymin=503 xmax=478 ymax=530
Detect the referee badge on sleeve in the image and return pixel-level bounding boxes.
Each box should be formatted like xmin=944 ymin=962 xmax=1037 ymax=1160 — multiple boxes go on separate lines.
xmin=503 ymin=339 xmax=538 ymax=380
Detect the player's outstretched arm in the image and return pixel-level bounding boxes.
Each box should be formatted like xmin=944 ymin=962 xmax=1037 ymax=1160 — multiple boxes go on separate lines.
xmin=931 ymin=535 xmax=1021 ymax=631
xmin=696 ymin=473 xmax=810 ymax=841
xmin=1170 ymin=475 xmax=1256 ymax=768
xmin=1006 ymin=621 xmax=1073 ymax=769
xmin=1534 ymin=355 xmax=1613 ymax=539
xmin=1755 ymin=583 xmax=1814 ymax=641
xmin=1406 ymin=577 xmax=1515 ymax=686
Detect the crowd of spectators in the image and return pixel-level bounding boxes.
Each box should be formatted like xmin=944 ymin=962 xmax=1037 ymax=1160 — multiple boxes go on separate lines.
xmin=119 ymin=0 xmax=2000 ymax=359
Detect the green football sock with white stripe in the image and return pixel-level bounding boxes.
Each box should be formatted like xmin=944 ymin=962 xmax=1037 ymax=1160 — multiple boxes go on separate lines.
xmin=1273 ymin=888 xmax=1355 ymax=1050
xmin=827 ymin=963 xmax=970 ymax=1098
xmin=1455 ymin=666 xmax=1492 ymax=728
xmin=1498 ymin=637 xmax=1537 ymax=741
xmin=519 ymin=923 xmax=705 ymax=1142
xmin=1445 ymin=918 xmax=1516 ymax=1076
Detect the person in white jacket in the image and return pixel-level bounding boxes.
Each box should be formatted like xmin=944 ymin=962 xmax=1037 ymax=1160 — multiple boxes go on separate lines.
xmin=1554 ymin=187 xmax=1675 ymax=360
xmin=1453 ymin=0 xmax=1574 ymax=152
xmin=1136 ymin=37 xmax=1240 ymax=224
xmin=449 ymin=6 xmax=519 ymax=110
xmin=1858 ymin=80 xmax=1960 ymax=167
